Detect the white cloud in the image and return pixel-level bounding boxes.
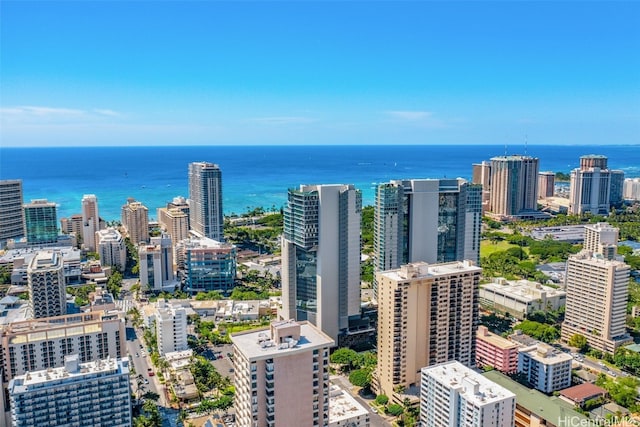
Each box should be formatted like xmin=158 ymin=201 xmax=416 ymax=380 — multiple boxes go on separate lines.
xmin=0 ymin=106 xmax=123 ymax=122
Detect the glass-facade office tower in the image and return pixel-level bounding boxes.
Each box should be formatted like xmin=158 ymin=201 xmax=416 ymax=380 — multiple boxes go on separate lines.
xmin=373 ymin=178 xmax=481 ymax=296
xmin=0 ymin=179 xmax=24 ymax=245
xmin=23 ymin=199 xmax=58 ymax=245
xmin=188 ymin=162 xmax=223 ymax=241
xmin=281 ymin=184 xmax=361 ymax=343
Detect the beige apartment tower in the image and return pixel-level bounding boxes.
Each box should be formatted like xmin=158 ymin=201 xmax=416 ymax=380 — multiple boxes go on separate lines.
xmin=538 ymin=171 xmax=555 ymax=199
xmin=561 ymin=251 xmax=631 ymax=354
xmin=81 ymin=194 xmax=100 ymax=251
xmin=231 ymin=320 xmax=334 ymax=427
xmin=121 ymin=198 xmax=149 ymax=244
xmin=583 ymin=222 xmax=618 ymax=260
xmin=489 ymin=155 xmax=539 ymax=217
xmin=374 ymin=260 xmax=481 ymax=401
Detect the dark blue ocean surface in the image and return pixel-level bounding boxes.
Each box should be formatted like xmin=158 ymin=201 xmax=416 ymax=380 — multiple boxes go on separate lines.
xmin=1 ymin=145 xmax=639 ymax=221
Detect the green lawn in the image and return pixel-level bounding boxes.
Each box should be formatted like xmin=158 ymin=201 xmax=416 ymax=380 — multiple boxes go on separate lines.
xmin=480 ymin=240 xmax=530 ymax=258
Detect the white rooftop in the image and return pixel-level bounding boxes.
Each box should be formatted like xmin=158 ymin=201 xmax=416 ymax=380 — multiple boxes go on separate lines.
xmin=481 ymin=278 xmax=565 ymax=301
xmin=328 ymin=384 xmax=369 ymax=423
xmin=11 ymin=356 xmax=128 ymax=392
xmin=423 ymin=361 xmax=515 ymax=406
xmin=231 ymin=320 xmax=334 ymax=361
xmin=520 ymin=343 xmax=573 ymax=364
xmin=380 ymin=260 xmax=481 ymax=282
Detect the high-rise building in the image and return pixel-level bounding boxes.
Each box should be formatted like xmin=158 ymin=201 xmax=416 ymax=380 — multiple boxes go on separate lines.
xmin=121 ymin=198 xmax=149 ymax=244
xmin=624 ymin=178 xmax=640 ymax=201
xmin=231 ymin=320 xmax=334 ymax=427
xmin=139 ymin=234 xmax=177 ymax=292
xmin=177 ymin=236 xmax=237 ymax=294
xmin=562 ymin=249 xmax=632 ymax=354
xmin=583 ymin=222 xmax=618 ymax=260
xmin=9 ymin=355 xmax=132 ymax=427
xmin=23 ymin=199 xmax=58 ymax=245
xmin=27 ymin=250 xmax=66 ymax=319
xmin=154 ymin=300 xmax=188 ymax=356
xmin=517 ymin=342 xmax=572 ymax=393
xmin=374 ymin=261 xmax=481 ymax=400
xmin=420 ymin=361 xmax=515 ymax=427
xmin=0 ymin=179 xmax=24 ymax=245
xmin=96 ymin=228 xmax=127 ymax=271
xmin=280 ymin=184 xmax=362 ymax=343
xmin=188 ymin=162 xmax=223 ymax=241
xmin=157 ymin=206 xmax=189 ymax=263
xmin=610 ymin=170 xmax=625 ymax=208
xmin=60 ymin=213 xmax=83 ymax=239
xmin=471 ymin=161 xmax=492 ymax=211
xmin=81 ymin=194 xmax=100 ymax=251
xmin=568 ymin=155 xmax=611 ymax=215
xmin=0 ymin=311 xmax=126 ymax=383
xmin=489 ymin=155 xmax=539 ymax=217
xmin=373 ymin=178 xmax=481 ymax=296
xmin=538 ymin=171 xmax=555 ymax=199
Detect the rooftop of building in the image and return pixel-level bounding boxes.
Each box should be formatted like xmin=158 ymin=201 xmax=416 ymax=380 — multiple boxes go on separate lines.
xmin=423 ymin=361 xmax=515 ymax=406
xmin=569 ymin=250 xmax=629 ymax=267
xmin=379 ymin=260 xmax=481 ymax=282
xmin=559 ymin=383 xmax=607 ymax=403
xmin=490 ymin=155 xmax=538 ymax=161
xmin=328 ymin=384 xmax=369 ymax=422
xmin=480 ymin=278 xmax=565 ymax=300
xmin=10 ymin=356 xmax=128 ymax=393
xmin=519 ymin=342 xmax=573 ymax=364
xmin=179 ymin=236 xmax=235 ymax=250
xmin=477 ymin=326 xmax=519 ymax=350
xmin=482 ymin=370 xmax=587 ymax=423
xmin=231 ymin=319 xmax=334 ymax=361
xmin=1 ymin=310 xmax=119 ymax=337
xmin=0 ymin=246 xmax=81 ymax=266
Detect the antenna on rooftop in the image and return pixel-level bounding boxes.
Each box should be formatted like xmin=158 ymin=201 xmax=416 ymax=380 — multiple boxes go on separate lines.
xmin=525 ymin=134 xmax=528 ymax=155
xmin=504 ymin=143 xmax=508 ymax=156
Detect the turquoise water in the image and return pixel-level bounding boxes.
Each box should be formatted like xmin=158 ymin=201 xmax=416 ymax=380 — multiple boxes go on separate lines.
xmin=1 ymin=145 xmax=638 ymax=221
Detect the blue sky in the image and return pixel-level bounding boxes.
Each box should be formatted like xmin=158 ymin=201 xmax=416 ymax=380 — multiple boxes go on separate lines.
xmin=1 ymin=1 xmax=639 ymax=147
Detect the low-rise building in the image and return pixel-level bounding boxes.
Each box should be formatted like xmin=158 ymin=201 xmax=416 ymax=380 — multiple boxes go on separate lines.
xmin=483 ymin=370 xmax=587 ymax=427
xmin=476 ymin=326 xmax=519 ymax=374
xmin=328 ymin=384 xmax=370 ymax=427
xmin=479 ymin=278 xmax=566 ymax=320
xmin=517 ymin=342 xmax=572 ymax=393
xmin=421 ymin=361 xmax=516 ymax=427
xmin=559 ymin=383 xmax=607 ymax=408
xmin=9 ymin=355 xmax=131 ymax=427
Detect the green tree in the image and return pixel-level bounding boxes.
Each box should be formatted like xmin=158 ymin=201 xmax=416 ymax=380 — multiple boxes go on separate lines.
xmin=330 ymin=348 xmax=358 ymax=367
xmin=348 ymin=369 xmax=371 ymax=388
xmin=375 ymin=394 xmax=389 ymax=405
xmin=568 ymin=333 xmax=589 ymax=352
xmin=387 ymin=403 xmax=404 ymax=417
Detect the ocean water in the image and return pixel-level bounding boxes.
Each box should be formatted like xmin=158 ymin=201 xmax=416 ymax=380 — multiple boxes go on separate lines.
xmin=1 ymin=145 xmax=639 ymax=221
